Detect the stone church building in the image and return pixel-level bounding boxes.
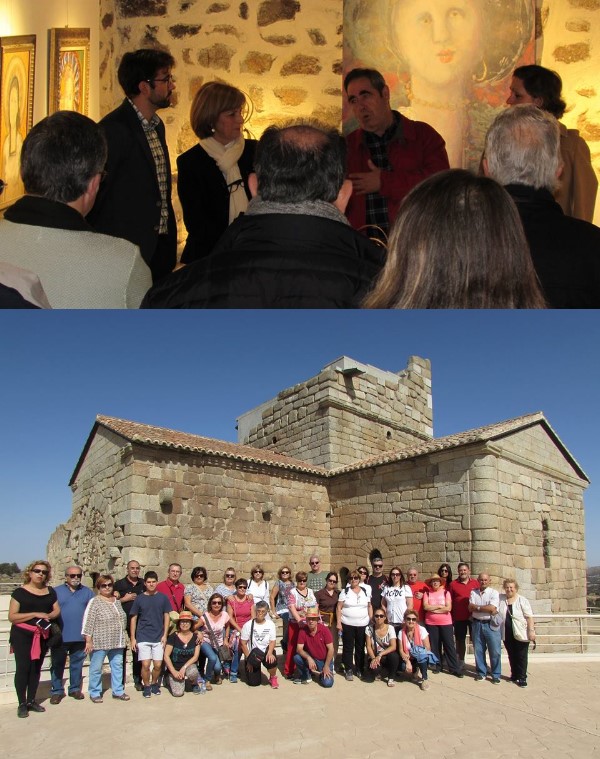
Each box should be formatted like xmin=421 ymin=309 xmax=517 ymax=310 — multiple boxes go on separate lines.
xmin=48 ymin=356 xmax=588 ymax=613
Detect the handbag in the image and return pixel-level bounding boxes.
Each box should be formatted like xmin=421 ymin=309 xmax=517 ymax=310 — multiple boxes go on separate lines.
xmin=47 ymin=622 xmax=63 ymax=649
xmin=202 ymin=613 xmax=233 ymax=662
xmin=508 ymin=601 xmax=529 ymax=642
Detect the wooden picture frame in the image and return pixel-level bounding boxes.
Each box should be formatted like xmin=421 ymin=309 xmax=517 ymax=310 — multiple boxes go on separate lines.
xmin=48 ymin=27 xmax=90 ymax=116
xmin=0 ymin=34 xmax=36 ymax=210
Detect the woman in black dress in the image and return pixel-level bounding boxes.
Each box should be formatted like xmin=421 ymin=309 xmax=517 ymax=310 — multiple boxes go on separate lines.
xmin=177 ymin=82 xmax=257 ymax=263
xmin=9 ymin=560 xmax=60 ymax=718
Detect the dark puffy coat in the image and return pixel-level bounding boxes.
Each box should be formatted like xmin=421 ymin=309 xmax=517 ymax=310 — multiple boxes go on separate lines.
xmin=142 ymin=211 xmax=384 ymax=309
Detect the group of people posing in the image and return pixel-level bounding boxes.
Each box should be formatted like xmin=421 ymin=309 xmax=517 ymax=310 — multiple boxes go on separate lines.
xmin=1 ymin=46 xmax=598 ymax=310
xmin=9 ymin=555 xmax=536 ymax=717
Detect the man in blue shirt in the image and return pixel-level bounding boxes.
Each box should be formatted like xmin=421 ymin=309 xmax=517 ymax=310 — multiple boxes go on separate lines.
xmin=130 ymin=571 xmax=172 ymax=697
xmin=50 ymin=566 xmax=95 ymax=703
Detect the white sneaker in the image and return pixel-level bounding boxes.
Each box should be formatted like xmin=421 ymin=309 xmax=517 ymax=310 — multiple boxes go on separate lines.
xmin=420 ymin=680 xmax=430 ymax=691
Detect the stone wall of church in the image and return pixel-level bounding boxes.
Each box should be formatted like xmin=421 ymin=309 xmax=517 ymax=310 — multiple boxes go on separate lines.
xmin=51 ymin=435 xmax=331 ymax=580
xmin=47 ymin=428 xmax=134 ymax=573
xmin=329 ymin=429 xmax=587 ymax=613
xmin=237 ymin=355 xmax=433 ymax=469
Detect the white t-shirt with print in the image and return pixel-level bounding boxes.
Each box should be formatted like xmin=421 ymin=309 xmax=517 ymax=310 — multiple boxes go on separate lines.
xmin=382 ymin=584 xmax=413 ymax=623
xmin=241 ymin=618 xmax=277 ymax=652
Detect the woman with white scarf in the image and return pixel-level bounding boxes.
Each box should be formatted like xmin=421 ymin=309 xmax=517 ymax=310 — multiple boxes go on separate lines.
xmin=177 ymin=82 xmax=256 ymax=264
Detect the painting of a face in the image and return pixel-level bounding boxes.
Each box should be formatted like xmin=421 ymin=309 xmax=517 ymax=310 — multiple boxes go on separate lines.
xmin=391 ymin=0 xmax=483 ymax=87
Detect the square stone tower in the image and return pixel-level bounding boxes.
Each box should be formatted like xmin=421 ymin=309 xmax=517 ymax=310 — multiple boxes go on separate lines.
xmin=237 ymin=356 xmax=433 ymax=469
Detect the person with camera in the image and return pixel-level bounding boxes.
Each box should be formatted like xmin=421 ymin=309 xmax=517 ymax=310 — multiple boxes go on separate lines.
xmin=8 ymin=560 xmax=61 ymax=718
xmin=240 ymin=601 xmax=279 ymax=688
xmin=49 ymin=565 xmax=94 ymax=704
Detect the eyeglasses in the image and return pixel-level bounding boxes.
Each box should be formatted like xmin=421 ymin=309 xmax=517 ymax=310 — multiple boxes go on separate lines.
xmin=327 ymin=579 xmax=337 ymax=583
xmin=350 ymin=576 xmax=360 ymax=581
xmin=359 ymin=570 xmax=368 ymax=575
xmin=211 ymin=601 xmax=223 ymax=606
xmin=100 ymin=583 xmax=113 ymax=589
xmin=440 ymin=568 xmax=449 ymax=573
xmin=148 ymin=74 xmax=175 ymax=84
xmin=225 ymin=574 xmax=235 ymax=578
xmin=297 ymin=579 xmax=307 ymax=584
xmin=281 ymin=570 xmax=291 ymax=575
xmin=253 ymin=571 xmax=263 ymax=575
xmin=194 ymin=574 xmax=205 ymax=579
xmin=32 ymin=568 xmax=49 ymax=576
xmin=68 ymin=573 xmax=82 ymax=578
xmin=237 ymin=585 xmax=247 ymax=590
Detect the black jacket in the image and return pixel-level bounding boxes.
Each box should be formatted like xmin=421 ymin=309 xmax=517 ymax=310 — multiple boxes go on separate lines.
xmin=506 ymin=184 xmax=600 ymax=309
xmin=87 ymin=99 xmax=177 ymax=282
xmin=142 ymin=210 xmax=384 ymax=308
xmin=177 ymin=140 xmax=257 ymax=264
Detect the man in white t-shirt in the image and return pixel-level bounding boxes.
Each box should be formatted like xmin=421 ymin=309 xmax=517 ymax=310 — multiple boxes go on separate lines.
xmin=240 ymin=601 xmax=279 ymax=688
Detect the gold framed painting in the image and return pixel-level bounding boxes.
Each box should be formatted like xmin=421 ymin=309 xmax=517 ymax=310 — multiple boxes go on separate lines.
xmin=48 ymin=28 xmax=90 ymax=116
xmin=0 ymin=34 xmax=36 ymax=210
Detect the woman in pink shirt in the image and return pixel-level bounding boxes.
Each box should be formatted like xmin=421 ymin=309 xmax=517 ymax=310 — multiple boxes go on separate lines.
xmin=423 ymin=574 xmax=462 ymax=678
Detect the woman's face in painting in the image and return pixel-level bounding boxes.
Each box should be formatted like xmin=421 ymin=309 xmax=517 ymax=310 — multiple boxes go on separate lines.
xmin=391 ymin=0 xmax=483 ymax=88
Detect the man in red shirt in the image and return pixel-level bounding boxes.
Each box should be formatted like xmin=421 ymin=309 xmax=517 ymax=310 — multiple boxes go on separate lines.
xmin=406 ymin=567 xmax=428 ymax=621
xmin=449 ymin=562 xmax=480 ymax=667
xmin=156 ymin=563 xmax=185 ymax=613
xmin=294 ymin=609 xmax=335 ymax=687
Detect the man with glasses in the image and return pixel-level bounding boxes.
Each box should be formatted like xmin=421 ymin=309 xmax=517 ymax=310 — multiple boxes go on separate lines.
xmin=367 ymin=554 xmax=388 ymax=610
xmin=114 ymin=560 xmax=145 ymax=690
xmin=294 ymin=609 xmax=335 ymax=687
xmin=130 ymin=571 xmax=172 ymax=697
xmin=50 ymin=566 xmax=94 ymax=704
xmin=449 ymin=562 xmax=480 ymax=669
xmin=87 ymin=48 xmax=177 ymax=282
xmin=307 ymin=555 xmax=328 ymax=592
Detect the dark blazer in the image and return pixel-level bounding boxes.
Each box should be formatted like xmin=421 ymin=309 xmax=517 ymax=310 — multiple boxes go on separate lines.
xmin=505 ymin=184 xmax=600 ymax=309
xmin=177 ymin=140 xmax=257 ymax=264
xmin=87 ymin=99 xmax=177 ymax=281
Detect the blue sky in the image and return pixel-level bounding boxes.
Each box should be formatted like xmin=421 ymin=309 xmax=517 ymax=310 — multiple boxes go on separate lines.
xmin=1 ymin=310 xmax=598 ymax=567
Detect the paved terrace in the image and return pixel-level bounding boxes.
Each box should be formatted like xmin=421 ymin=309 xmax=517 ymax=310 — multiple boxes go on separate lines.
xmin=1 ymin=657 xmax=599 ymax=758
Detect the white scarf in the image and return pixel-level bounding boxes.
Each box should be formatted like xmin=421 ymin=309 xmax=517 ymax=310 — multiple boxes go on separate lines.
xmin=199 ymin=136 xmax=248 ymax=223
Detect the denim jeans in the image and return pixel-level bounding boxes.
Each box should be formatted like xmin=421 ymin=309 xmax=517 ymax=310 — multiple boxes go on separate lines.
xmin=200 ymin=643 xmax=222 ymax=680
xmin=471 ymin=620 xmax=501 ymax=678
xmin=89 ymin=648 xmax=124 ymax=698
xmin=293 ymin=654 xmax=334 ymax=687
xmin=50 ymin=641 xmax=87 ymax=695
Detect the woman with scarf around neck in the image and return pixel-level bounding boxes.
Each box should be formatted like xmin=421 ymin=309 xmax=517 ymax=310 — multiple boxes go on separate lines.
xmin=8 ymin=560 xmax=60 ymax=718
xmin=398 ymin=609 xmax=433 ymax=691
xmin=177 ymin=82 xmax=257 ymax=264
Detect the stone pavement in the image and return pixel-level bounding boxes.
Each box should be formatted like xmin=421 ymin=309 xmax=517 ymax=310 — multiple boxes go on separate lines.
xmin=1 ymin=659 xmax=599 ymax=759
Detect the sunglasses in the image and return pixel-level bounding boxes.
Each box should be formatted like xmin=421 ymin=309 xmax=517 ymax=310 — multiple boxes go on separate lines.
xmin=373 ymin=565 xmax=383 ymax=569
xmin=281 ymin=570 xmax=291 ymax=575
xmin=237 ymin=585 xmax=247 ymax=590
xmin=390 ymin=572 xmax=400 ymax=577
xmin=32 ymin=569 xmax=49 ymax=575
xmin=68 ymin=573 xmax=82 ymax=579
xmin=225 ymin=574 xmax=235 ymax=578
xmin=194 ymin=574 xmax=206 ymax=579
xmin=211 ymin=601 xmax=223 ymax=606
xmin=406 ymin=618 xmax=418 ymax=622
xmin=359 ymin=571 xmax=368 ymax=575
xmin=374 ymin=614 xmax=385 ymax=618
xmin=310 ymin=561 xmax=320 ymax=566
xmin=253 ymin=571 xmax=263 ymax=575
xmin=100 ymin=583 xmax=113 ymax=589
xmin=327 ymin=578 xmax=337 ymax=583
xmin=297 ymin=579 xmax=307 ymax=583
xmin=440 ymin=568 xmax=449 ymax=573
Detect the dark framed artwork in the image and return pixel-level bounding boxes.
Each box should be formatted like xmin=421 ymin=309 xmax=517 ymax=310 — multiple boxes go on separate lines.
xmin=0 ymin=34 xmax=36 ymax=210
xmin=48 ymin=27 xmax=90 ymax=116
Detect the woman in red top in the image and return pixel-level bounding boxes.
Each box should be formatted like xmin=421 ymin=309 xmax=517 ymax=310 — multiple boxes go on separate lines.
xmin=227 ymin=578 xmax=255 ymax=683
xmin=423 ymin=574 xmax=462 ymax=677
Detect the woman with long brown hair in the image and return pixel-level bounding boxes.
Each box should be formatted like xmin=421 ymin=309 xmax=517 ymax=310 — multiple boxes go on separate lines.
xmin=363 ymin=169 xmax=546 ymax=309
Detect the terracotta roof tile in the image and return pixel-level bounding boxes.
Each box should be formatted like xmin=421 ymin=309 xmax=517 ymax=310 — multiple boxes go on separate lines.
xmin=95 ymin=415 xmax=328 ymax=476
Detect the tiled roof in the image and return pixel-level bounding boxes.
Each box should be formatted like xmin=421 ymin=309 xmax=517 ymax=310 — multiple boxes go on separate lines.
xmin=332 ymin=411 xmax=588 ymax=480
xmin=95 ymin=415 xmax=328 ymax=476
xmin=70 ymin=411 xmax=588 ymax=485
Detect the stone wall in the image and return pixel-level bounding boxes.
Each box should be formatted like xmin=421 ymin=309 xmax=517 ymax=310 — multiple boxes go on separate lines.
xmin=328 ymin=427 xmax=587 ymax=614
xmin=49 ymin=431 xmax=331 ymax=580
xmin=237 ymin=355 xmax=433 ymax=469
